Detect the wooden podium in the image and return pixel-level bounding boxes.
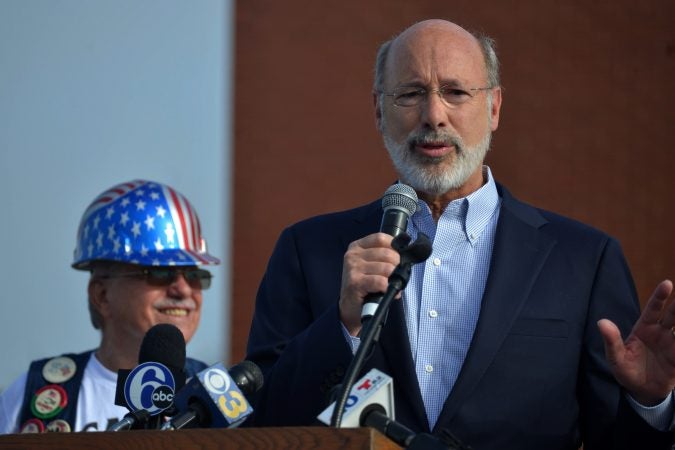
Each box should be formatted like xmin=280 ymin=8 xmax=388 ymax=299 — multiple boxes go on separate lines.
xmin=0 ymin=426 xmax=402 ymax=449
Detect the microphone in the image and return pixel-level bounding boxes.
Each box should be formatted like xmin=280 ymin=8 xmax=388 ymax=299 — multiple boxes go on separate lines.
xmin=106 ymin=409 xmax=151 ymax=432
xmin=161 ymin=360 xmax=263 ymax=430
xmin=379 ymin=183 xmax=418 ymax=237
xmin=318 ymin=368 xmax=470 ymax=449
xmin=317 ymin=368 xmax=395 ymax=428
xmin=361 ymin=406 xmax=471 ymax=450
xmin=361 ymin=183 xmax=418 ymax=325
xmin=108 ymin=324 xmax=187 ymax=431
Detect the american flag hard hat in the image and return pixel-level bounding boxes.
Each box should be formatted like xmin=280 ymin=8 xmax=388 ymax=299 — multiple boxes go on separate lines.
xmin=72 ymin=180 xmax=220 ymax=269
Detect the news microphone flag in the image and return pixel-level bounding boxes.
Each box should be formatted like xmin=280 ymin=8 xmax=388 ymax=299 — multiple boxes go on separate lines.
xmin=169 ymin=361 xmax=253 ymax=429
xmin=317 ymin=368 xmax=395 ymax=428
xmin=124 ymin=361 xmax=176 ymax=416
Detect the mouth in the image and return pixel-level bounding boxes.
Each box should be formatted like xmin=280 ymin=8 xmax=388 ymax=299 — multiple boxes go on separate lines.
xmin=157 ymin=307 xmax=192 ymax=317
xmin=414 ymin=142 xmax=455 ymax=158
xmin=155 ymin=296 xmax=197 ymax=318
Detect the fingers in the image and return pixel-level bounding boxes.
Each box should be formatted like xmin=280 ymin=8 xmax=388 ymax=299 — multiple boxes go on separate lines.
xmin=352 ymin=232 xmax=398 ymax=253
xmin=644 ymin=280 xmax=675 ymax=328
xmin=343 ymin=233 xmax=400 ymax=277
xmin=597 ymin=319 xmax=625 ymax=368
xmin=339 ymin=233 xmax=401 ymax=334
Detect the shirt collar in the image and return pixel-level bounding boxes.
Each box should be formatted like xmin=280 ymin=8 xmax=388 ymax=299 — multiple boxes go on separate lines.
xmin=411 ymin=166 xmax=500 ymax=243
xmin=464 ymin=166 xmax=500 ymax=242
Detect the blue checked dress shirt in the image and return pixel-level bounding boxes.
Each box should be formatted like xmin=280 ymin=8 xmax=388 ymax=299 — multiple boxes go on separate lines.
xmin=404 ymin=167 xmax=500 ymax=428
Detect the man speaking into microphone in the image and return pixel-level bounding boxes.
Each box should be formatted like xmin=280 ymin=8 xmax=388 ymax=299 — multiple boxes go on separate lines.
xmin=245 ymin=19 xmax=675 ymax=450
xmin=0 ymin=180 xmax=219 ymax=434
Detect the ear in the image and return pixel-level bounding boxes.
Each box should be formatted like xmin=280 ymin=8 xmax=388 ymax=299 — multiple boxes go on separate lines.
xmin=489 ymin=86 xmax=503 ymax=131
xmin=373 ymin=91 xmax=384 ymax=133
xmin=88 ymin=278 xmax=110 ymax=321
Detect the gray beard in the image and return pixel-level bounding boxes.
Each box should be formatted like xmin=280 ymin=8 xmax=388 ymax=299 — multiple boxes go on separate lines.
xmin=382 ymin=126 xmax=492 ymax=196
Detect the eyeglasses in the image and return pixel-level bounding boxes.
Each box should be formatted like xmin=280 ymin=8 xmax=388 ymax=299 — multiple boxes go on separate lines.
xmin=99 ymin=268 xmax=213 ymax=290
xmin=381 ymin=85 xmax=494 ymax=107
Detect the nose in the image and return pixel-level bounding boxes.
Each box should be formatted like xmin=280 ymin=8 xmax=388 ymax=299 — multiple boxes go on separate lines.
xmin=420 ymin=89 xmax=448 ymax=129
xmin=167 ymin=272 xmax=193 ymax=298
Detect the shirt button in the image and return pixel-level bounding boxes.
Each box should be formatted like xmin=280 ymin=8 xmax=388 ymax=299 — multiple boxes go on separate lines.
xmin=425 ymin=364 xmax=433 ymax=373
xmin=429 ymin=310 xmax=438 ymax=318
xmin=432 ymin=257 xmax=441 ymax=266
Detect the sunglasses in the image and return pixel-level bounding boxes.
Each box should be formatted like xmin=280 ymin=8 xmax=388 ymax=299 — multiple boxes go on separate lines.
xmin=99 ymin=268 xmax=213 ymax=290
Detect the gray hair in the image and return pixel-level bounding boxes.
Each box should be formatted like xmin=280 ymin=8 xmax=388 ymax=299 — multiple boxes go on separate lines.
xmin=373 ymin=28 xmax=501 ymax=92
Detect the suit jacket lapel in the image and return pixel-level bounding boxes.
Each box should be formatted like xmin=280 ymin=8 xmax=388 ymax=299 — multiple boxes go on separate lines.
xmin=434 ymin=185 xmax=556 ymax=430
xmin=380 ymin=296 xmax=430 ymax=430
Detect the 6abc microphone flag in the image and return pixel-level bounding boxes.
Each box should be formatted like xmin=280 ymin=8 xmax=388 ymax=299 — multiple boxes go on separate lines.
xmin=110 ymin=323 xmax=186 ymax=430
xmin=124 ymin=361 xmax=176 ymax=416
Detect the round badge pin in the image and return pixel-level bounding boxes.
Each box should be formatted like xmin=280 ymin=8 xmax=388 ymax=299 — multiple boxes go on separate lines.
xmin=19 ymin=418 xmax=45 ymax=433
xmin=46 ymin=419 xmax=71 ymax=432
xmin=42 ymin=356 xmax=77 ymax=384
xmin=30 ymin=384 xmax=68 ymax=419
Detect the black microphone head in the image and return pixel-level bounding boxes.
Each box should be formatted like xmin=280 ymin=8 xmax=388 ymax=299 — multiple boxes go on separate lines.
xmin=228 ymin=360 xmax=264 ymax=396
xmin=382 ymin=183 xmax=418 ymax=217
xmin=380 ymin=184 xmax=418 ymax=237
xmin=139 ymin=323 xmax=187 ymax=389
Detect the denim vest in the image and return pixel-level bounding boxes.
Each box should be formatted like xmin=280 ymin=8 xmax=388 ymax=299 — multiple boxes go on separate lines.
xmin=18 ymin=349 xmax=207 ymax=432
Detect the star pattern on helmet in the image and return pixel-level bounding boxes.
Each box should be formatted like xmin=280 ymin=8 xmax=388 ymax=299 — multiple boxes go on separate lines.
xmin=73 ymin=180 xmax=219 ymax=268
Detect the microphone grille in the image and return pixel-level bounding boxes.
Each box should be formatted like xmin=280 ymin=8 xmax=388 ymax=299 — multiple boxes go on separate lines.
xmin=229 ymin=360 xmax=264 ymax=396
xmin=382 ymin=183 xmax=418 ymax=217
xmin=138 ymin=323 xmax=186 ymax=374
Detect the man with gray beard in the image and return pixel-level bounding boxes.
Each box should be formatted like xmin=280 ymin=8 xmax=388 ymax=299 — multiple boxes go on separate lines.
xmin=245 ymin=19 xmax=675 ymax=450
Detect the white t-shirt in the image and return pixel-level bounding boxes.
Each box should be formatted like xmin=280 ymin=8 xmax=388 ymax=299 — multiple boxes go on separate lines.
xmin=0 ymin=353 xmax=129 ymax=433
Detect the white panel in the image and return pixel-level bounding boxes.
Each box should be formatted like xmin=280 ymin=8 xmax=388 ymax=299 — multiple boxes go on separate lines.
xmin=0 ymin=0 xmax=233 ymax=391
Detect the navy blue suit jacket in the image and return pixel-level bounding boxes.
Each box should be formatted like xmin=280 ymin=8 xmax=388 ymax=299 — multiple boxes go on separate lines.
xmin=246 ymin=184 xmax=673 ymax=449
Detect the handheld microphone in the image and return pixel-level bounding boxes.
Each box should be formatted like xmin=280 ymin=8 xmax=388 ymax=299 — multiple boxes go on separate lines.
xmin=317 ymin=368 xmax=395 ymax=428
xmin=108 ymin=324 xmax=187 ymax=431
xmin=161 ymin=360 xmax=263 ymax=430
xmin=361 ymin=183 xmax=418 ymax=325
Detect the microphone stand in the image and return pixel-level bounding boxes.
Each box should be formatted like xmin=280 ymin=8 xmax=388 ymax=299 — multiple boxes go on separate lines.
xmin=107 ymin=409 xmax=151 ymax=431
xmin=330 ymin=232 xmax=432 ymax=428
